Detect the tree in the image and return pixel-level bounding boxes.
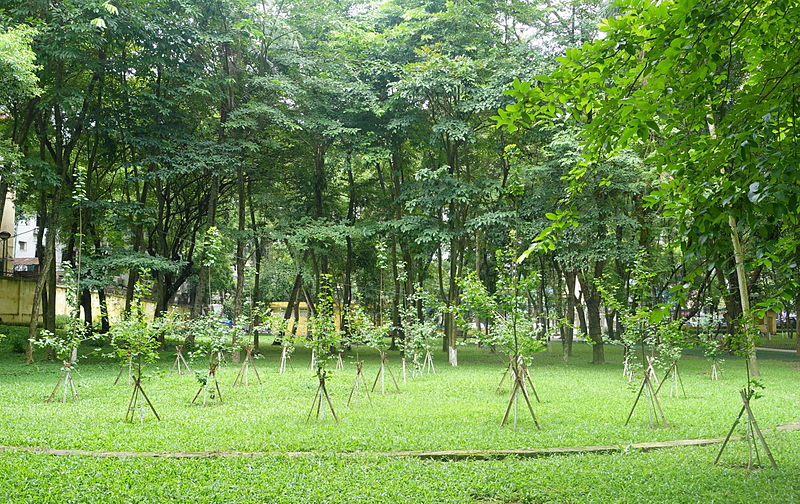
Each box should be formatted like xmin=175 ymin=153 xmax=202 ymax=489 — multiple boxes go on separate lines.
xmin=497 ymin=0 xmax=800 ymax=375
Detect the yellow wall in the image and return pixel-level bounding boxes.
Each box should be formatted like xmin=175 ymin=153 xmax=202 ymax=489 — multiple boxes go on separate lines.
xmin=0 ymin=276 xmax=333 ymax=334
xmin=0 ymin=276 xmax=187 ymax=324
xmin=267 ymin=301 xmax=346 ymax=337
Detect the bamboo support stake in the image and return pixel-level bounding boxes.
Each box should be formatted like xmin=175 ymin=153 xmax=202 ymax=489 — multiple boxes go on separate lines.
xmin=233 ymin=346 xmax=261 ymax=386
xmin=192 ymin=363 xmax=223 ymax=406
xmin=501 ymin=358 xmax=540 ymax=429
xmin=171 ymin=345 xmax=191 ymax=375
xmin=307 ymin=374 xmax=339 ymax=422
xmin=348 ymin=360 xmax=372 ymax=406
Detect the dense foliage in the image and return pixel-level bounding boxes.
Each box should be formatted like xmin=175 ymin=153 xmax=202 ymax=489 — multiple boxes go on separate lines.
xmin=1 ymin=0 xmax=798 ymax=375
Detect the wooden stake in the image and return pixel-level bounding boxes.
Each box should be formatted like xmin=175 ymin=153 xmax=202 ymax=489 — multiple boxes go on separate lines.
xmin=715 ymin=389 xmax=777 ymax=469
xmin=423 ymin=351 xmax=436 ymax=375
xmin=279 ymin=345 xmax=291 ymax=374
xmin=501 ymin=357 xmax=540 ymax=429
xmin=497 ymin=357 xmax=514 ymax=393
xmin=114 ymin=354 xmax=133 ymax=386
xmin=371 ymin=351 xmax=400 ymax=394
xmin=125 ymin=374 xmax=160 ymax=423
xmin=518 ymin=356 xmax=541 ymax=403
xmin=307 ymin=373 xmax=339 ymax=422
xmin=654 ymin=360 xmax=685 ymax=399
xmin=47 ymin=361 xmax=79 ymax=403
xmin=171 ymin=345 xmax=191 ymax=375
xmin=625 ymin=359 xmax=667 ymax=427
xmin=192 ymin=363 xmax=223 ymax=406
xmin=348 ymin=360 xmax=372 ymax=406
xmin=233 ymin=346 xmax=261 ymax=386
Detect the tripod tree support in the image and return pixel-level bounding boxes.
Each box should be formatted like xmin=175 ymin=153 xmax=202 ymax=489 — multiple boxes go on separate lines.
xmin=625 ymin=358 xmax=667 ymax=428
xmin=371 ymin=351 xmax=400 ymax=394
xmin=171 ymin=345 xmax=192 ymax=375
xmin=192 ymin=363 xmax=223 ymax=406
xmin=714 ymin=388 xmax=777 ymax=469
xmin=47 ymin=361 xmax=79 ymax=403
xmin=348 ymin=360 xmax=372 ymax=406
xmin=233 ymin=346 xmax=261 ymax=386
xmin=125 ymin=372 xmax=160 ymax=423
xmin=423 ymin=350 xmax=436 ymax=375
xmin=501 ymin=355 xmax=540 ymax=429
xmin=654 ymin=360 xmax=685 ymax=399
xmin=308 ymin=373 xmax=339 ymax=422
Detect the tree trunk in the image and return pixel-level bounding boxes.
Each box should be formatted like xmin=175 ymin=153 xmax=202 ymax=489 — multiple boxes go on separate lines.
xmin=27 ymin=203 xmax=58 ymax=363
xmin=342 ymin=152 xmax=356 ymax=337
xmin=0 ymin=182 xmax=7 ymax=233
xmin=231 ymin=163 xmax=246 ymax=363
xmin=728 ymin=215 xmax=759 ymax=376
xmin=563 ymin=270 xmax=577 ymax=359
xmin=274 ymin=272 xmax=302 ymax=345
xmin=249 ymin=181 xmax=262 ymax=351
xmin=125 ymin=180 xmax=149 ymax=313
xmin=192 ymin=174 xmax=219 ymax=318
xmin=80 ymin=288 xmax=93 ymax=334
xmin=795 ymin=292 xmax=800 ymax=356
xmin=97 ymin=288 xmax=110 ymax=334
xmin=604 ymin=309 xmax=616 ymax=340
xmin=580 ymin=262 xmax=605 ymax=364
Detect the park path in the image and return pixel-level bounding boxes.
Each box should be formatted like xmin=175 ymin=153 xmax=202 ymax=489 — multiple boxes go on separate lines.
xmin=0 ymin=436 xmax=742 ymax=460
xmin=756 ymin=346 xmax=798 ymax=354
xmin=4 ymin=423 xmax=798 ymax=460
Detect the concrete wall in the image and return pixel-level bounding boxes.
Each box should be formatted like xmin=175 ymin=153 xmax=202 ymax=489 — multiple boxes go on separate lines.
xmin=0 ymin=276 xmax=187 ymax=324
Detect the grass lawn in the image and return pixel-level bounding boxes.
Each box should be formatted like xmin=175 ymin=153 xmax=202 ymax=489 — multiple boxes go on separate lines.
xmin=758 ymin=331 xmax=800 ymax=351
xmin=0 ymin=324 xmax=798 ymax=503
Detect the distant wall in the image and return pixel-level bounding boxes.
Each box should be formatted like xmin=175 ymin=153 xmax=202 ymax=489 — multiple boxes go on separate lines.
xmin=0 ymin=276 xmax=188 ymax=324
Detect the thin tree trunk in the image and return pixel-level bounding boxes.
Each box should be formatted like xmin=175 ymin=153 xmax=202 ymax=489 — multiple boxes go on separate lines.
xmin=564 ymin=270 xmax=577 ymax=359
xmin=27 ymin=204 xmax=58 ymax=363
xmin=795 ymin=293 xmax=800 ymax=356
xmin=580 ymin=262 xmax=605 ymax=364
xmin=249 ymin=181 xmax=262 ymax=351
xmin=728 ymin=215 xmax=759 ymax=376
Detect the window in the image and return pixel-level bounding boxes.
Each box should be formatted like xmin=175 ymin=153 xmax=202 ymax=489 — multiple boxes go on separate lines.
xmin=18 ymin=241 xmax=26 ymax=252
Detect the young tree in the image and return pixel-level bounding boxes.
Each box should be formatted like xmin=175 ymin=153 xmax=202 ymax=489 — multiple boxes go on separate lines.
xmin=306 ymin=274 xmax=342 ymax=421
xmin=109 ymin=276 xmax=161 ymax=422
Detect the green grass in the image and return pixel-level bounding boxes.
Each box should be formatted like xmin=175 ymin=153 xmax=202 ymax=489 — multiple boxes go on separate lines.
xmin=1 ymin=323 xmax=799 ymax=502
xmin=758 ymin=331 xmax=799 ymax=351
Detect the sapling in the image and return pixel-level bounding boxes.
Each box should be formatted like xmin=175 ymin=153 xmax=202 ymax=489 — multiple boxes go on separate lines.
xmin=697 ymin=316 xmax=724 ymax=380
xmin=109 ymin=277 xmax=161 ymax=422
xmin=360 ymin=309 xmax=397 ymax=395
xmin=231 ymin=302 xmax=271 ymax=386
xmin=597 ymin=252 xmax=672 ymax=427
xmin=457 ymin=233 xmax=545 ymax=427
xmin=30 ymin=264 xmax=97 ymax=402
xmin=154 ymin=312 xmax=192 ymax=375
xmin=399 ymin=286 xmax=440 ymax=378
xmin=189 ymin=315 xmax=233 ymax=405
xmin=346 ymin=305 xmax=376 ymax=405
xmin=306 ymin=274 xmax=342 ymax=421
xmin=715 ymin=320 xmax=777 ymax=469
xmin=277 ymin=316 xmax=298 ymax=374
xmin=654 ymin=321 xmax=687 ymax=399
